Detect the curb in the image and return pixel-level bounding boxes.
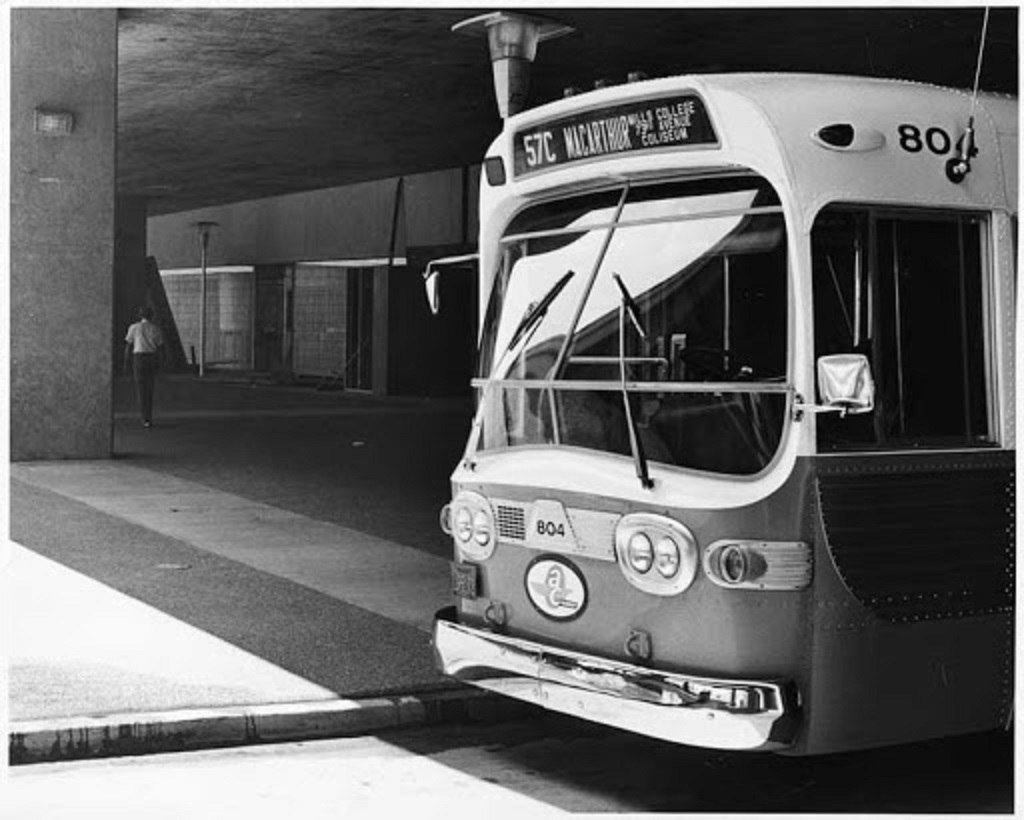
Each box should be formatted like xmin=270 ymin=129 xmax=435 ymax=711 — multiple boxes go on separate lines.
xmin=8 ymin=688 xmax=538 ymax=766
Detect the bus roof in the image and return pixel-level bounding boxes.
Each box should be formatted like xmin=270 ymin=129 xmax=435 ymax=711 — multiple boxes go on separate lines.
xmin=500 ymin=72 xmax=1018 ymax=224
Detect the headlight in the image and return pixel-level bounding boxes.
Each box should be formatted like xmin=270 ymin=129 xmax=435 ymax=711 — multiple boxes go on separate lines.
xmin=472 ymin=510 xmax=492 ymax=546
xmin=615 ymin=513 xmax=698 ymax=596
xmin=454 ymin=506 xmax=473 ymax=543
xmin=627 ymin=532 xmax=653 ymax=573
xmin=447 ymin=491 xmax=497 ymax=561
xmin=654 ymin=536 xmax=681 ymax=578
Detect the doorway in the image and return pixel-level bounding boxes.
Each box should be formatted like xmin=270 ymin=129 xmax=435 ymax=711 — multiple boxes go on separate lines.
xmin=346 ymin=266 xmax=374 ymax=391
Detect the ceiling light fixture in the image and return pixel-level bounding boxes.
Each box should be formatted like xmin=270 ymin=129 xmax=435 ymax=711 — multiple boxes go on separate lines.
xmin=33 ymin=108 xmax=74 ymax=137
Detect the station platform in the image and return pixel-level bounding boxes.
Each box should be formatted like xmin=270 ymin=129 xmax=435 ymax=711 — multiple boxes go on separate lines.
xmin=6 ymin=373 xmax=527 ymax=764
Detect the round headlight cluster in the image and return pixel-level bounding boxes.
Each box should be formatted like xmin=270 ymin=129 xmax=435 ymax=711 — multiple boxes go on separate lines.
xmin=446 ymin=491 xmax=496 ymax=560
xmin=626 ymin=532 xmax=684 ymax=580
xmin=615 ymin=513 xmax=698 ymax=596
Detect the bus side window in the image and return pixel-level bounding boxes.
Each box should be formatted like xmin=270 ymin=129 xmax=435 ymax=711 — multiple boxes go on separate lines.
xmin=812 ymin=207 xmax=992 ymax=452
xmin=811 ymin=211 xmax=879 ymax=449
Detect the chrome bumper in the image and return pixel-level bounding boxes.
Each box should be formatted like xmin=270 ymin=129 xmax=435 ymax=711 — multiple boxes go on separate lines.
xmin=433 ymin=608 xmax=797 ymax=751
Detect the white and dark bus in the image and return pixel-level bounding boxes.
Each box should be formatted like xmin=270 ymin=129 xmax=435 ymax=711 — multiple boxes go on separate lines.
xmin=430 ymin=70 xmax=1016 ymax=755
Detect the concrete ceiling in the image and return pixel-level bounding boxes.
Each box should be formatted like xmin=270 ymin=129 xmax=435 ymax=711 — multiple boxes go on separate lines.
xmin=117 ymin=7 xmax=1018 ymax=216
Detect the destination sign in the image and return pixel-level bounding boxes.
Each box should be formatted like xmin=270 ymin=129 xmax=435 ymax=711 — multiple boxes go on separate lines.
xmin=513 ymin=94 xmax=718 ymax=177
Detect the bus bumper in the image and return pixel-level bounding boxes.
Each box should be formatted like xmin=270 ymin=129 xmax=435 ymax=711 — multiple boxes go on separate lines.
xmin=433 ymin=607 xmax=798 ymax=751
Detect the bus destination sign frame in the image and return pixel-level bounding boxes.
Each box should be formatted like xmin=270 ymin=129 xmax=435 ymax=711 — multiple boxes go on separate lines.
xmin=513 ymin=93 xmax=718 ymax=177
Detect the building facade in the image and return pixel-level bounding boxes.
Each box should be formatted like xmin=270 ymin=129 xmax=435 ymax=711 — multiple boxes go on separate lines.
xmin=147 ymin=168 xmax=481 ymax=396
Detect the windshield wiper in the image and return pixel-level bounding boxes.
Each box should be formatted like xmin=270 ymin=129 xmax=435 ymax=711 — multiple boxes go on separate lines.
xmin=614 ymin=273 xmax=653 ymax=490
xmin=506 ymin=270 xmax=575 ymax=352
xmin=613 ymin=273 xmax=648 ymax=340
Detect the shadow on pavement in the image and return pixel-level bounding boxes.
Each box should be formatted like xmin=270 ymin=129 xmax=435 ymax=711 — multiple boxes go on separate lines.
xmin=383 ymin=713 xmax=1013 ymax=813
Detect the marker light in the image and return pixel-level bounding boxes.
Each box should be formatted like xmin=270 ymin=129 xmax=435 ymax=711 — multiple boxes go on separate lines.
xmin=484 ymin=156 xmax=506 ymax=186
xmin=816 ymin=123 xmax=855 ymax=148
xmin=703 ymin=540 xmax=812 ymax=591
xmin=719 ymin=544 xmax=749 ymax=585
xmin=811 ymin=123 xmax=886 ymax=152
xmin=627 ymin=532 xmax=654 ymax=573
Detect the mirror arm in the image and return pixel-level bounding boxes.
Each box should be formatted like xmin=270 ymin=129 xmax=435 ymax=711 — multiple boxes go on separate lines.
xmin=421 ymin=252 xmax=480 ymax=316
xmin=792 ymin=394 xmax=864 ymax=422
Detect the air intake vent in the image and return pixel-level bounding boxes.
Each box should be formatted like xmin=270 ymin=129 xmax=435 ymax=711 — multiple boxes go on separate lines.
xmin=496 ymin=504 xmax=527 ymax=542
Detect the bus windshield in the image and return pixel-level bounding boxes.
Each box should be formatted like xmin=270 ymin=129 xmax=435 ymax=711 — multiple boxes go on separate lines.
xmin=474 ymin=174 xmax=790 ymax=476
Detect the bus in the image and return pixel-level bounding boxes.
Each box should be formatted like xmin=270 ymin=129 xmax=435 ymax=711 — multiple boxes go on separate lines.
xmin=429 ymin=71 xmax=1016 ymax=755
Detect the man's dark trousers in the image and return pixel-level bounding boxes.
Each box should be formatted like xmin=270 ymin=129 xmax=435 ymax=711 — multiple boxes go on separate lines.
xmin=133 ymin=352 xmax=158 ymax=425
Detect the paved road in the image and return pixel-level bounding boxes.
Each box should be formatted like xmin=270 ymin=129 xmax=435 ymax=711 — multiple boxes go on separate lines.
xmin=8 ymin=542 xmax=337 ymax=721
xmin=10 ymin=376 xmax=1012 ymax=810
xmin=10 ymin=378 xmax=473 ymax=702
xmin=114 ymin=376 xmax=473 ymax=559
xmin=9 ymin=476 xmax=449 ymax=702
xmin=5 ymin=715 xmax=1013 ymax=817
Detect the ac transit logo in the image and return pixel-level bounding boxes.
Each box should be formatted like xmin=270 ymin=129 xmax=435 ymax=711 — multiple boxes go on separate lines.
xmin=525 ymin=556 xmax=588 ymax=621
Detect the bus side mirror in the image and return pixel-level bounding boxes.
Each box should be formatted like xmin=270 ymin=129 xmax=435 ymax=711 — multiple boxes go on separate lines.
xmin=421 ymin=253 xmax=478 ymax=316
xmin=817 ymin=353 xmax=874 ymax=415
xmin=424 ymin=268 xmax=440 ymax=316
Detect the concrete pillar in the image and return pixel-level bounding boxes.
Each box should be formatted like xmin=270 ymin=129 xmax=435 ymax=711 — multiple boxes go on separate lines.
xmin=10 ymin=9 xmax=117 ymax=459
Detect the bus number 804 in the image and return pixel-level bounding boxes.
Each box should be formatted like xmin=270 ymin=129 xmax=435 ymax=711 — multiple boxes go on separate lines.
xmin=898 ymin=124 xmax=959 ymax=156
xmin=537 ymin=520 xmax=567 ymax=538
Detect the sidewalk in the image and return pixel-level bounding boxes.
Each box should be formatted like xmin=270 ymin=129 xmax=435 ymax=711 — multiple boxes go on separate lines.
xmin=6 ymin=539 xmax=512 ymax=765
xmin=7 ymin=374 xmax=528 ymax=764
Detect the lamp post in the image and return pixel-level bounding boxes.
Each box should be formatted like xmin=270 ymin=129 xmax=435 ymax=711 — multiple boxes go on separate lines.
xmin=194 ymin=221 xmax=218 ymax=378
xmin=453 ymin=11 xmax=573 ymax=119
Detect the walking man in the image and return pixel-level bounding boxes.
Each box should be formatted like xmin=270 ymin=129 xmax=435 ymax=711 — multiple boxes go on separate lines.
xmin=124 ymin=305 xmax=165 ymax=428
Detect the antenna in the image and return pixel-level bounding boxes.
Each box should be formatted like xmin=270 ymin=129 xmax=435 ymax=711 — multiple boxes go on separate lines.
xmin=946 ymin=7 xmax=990 ymax=184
